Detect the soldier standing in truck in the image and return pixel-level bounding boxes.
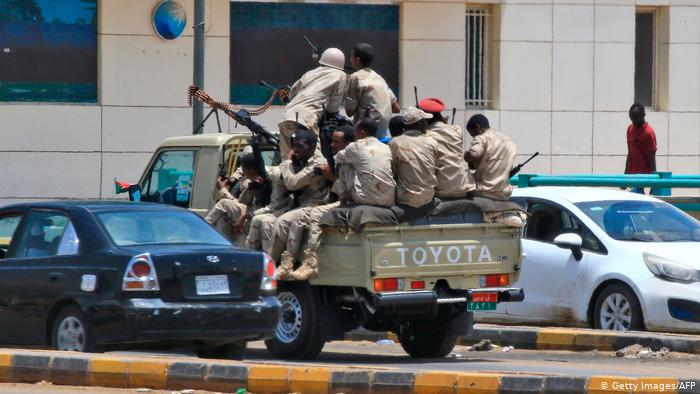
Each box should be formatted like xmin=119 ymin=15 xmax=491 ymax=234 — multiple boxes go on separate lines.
xmin=278 ymin=48 xmax=348 ymax=157
xmin=344 ymin=43 xmax=400 ymax=142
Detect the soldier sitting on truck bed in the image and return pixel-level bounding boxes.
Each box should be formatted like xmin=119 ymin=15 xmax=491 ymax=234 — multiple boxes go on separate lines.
xmin=244 ymin=160 xmax=292 ymax=253
xmin=281 ymin=125 xmax=357 ymax=280
xmin=419 ymin=97 xmax=476 ymax=199
xmin=389 ymin=107 xmax=440 ymax=217
xmin=205 ymin=153 xmax=266 ymax=243
xmin=270 ymin=128 xmax=329 ymax=280
xmin=464 ymin=114 xmax=517 ymax=201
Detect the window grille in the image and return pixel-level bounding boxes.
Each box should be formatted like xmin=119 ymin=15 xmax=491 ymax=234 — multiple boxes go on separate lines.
xmin=466 ymin=7 xmax=491 ymax=108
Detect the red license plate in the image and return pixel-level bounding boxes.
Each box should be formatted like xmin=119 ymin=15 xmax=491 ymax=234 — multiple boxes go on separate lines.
xmin=471 ymin=292 xmax=497 ymax=302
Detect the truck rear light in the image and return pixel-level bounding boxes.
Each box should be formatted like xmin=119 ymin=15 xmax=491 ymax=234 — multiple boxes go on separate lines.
xmin=260 ymin=253 xmax=277 ymax=291
xmin=480 ymin=274 xmax=510 ymax=288
xmin=410 ymin=280 xmax=425 ymax=290
xmin=122 ymin=253 xmax=160 ymax=291
xmin=374 ymin=278 xmax=403 ymax=292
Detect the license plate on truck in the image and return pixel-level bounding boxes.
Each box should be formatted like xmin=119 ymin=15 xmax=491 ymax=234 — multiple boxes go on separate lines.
xmin=195 ymin=275 xmax=230 ymax=295
xmin=467 ymin=292 xmax=497 ymax=311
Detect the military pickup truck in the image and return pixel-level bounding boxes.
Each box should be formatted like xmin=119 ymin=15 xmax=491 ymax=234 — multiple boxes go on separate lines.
xmin=134 ymin=131 xmax=525 ymax=360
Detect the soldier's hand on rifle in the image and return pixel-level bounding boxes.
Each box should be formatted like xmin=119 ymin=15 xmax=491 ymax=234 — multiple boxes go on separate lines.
xmin=216 ymin=177 xmax=230 ymax=190
xmin=318 ymin=164 xmax=335 ymax=181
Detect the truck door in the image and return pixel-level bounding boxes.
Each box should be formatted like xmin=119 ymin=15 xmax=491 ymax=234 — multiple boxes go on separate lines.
xmin=140 ymin=149 xmax=198 ymax=209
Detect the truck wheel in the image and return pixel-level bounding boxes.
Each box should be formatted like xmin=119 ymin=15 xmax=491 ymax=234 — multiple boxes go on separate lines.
xmin=265 ymin=282 xmax=325 ymax=360
xmin=399 ymin=327 xmax=458 ymax=358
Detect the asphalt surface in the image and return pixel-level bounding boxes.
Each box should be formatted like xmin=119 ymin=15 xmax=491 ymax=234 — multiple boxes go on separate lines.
xmin=108 ymin=339 xmax=700 ymax=379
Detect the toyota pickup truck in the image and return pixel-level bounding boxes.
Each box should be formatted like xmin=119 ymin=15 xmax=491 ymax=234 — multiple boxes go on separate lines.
xmin=133 ymin=131 xmax=525 ymax=360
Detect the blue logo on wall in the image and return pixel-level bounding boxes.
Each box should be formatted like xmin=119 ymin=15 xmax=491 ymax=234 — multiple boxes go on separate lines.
xmin=152 ymin=1 xmax=187 ymax=40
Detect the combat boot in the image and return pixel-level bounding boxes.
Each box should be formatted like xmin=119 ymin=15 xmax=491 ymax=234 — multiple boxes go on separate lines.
xmin=291 ymin=249 xmax=319 ymax=281
xmin=276 ymin=250 xmax=295 ymax=281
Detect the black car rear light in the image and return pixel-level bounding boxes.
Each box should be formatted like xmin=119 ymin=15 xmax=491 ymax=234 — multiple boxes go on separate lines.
xmin=260 ymin=253 xmax=277 ymax=291
xmin=123 ymin=253 xmax=160 ymax=291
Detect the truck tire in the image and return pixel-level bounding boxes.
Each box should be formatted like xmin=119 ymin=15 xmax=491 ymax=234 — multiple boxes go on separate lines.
xmin=398 ymin=327 xmax=458 ymax=358
xmin=265 ymin=282 xmax=325 ymax=360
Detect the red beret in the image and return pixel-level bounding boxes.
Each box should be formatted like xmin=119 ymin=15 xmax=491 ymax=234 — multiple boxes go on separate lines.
xmin=418 ymin=97 xmax=445 ymax=113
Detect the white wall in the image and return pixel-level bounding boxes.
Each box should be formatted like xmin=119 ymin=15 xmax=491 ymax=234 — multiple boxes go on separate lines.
xmin=0 ymin=0 xmax=230 ymax=205
xmin=1 ymin=0 xmax=699 ymax=204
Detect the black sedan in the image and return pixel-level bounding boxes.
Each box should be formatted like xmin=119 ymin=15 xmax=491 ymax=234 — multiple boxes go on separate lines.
xmin=0 ymin=201 xmax=279 ymax=359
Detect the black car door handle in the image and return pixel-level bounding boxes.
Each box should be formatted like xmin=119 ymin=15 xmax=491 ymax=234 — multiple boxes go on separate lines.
xmin=48 ymin=273 xmax=62 ymax=282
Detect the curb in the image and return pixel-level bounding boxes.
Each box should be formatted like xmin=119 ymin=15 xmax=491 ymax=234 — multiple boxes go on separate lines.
xmin=0 ymin=348 xmax=698 ymax=394
xmin=344 ymin=325 xmax=700 ymax=354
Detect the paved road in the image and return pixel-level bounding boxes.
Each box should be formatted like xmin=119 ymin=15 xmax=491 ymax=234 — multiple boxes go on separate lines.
xmin=109 ymin=340 xmax=700 ymax=379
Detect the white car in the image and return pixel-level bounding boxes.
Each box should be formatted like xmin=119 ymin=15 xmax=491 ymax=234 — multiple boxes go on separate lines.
xmin=477 ymin=186 xmax=700 ymax=334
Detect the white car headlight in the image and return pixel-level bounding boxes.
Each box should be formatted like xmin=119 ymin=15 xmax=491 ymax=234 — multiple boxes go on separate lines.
xmin=643 ymin=253 xmax=700 ymax=283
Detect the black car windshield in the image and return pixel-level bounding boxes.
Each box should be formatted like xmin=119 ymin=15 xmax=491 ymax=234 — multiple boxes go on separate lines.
xmin=575 ymin=200 xmax=700 ymax=242
xmin=98 ymin=210 xmax=231 ymax=246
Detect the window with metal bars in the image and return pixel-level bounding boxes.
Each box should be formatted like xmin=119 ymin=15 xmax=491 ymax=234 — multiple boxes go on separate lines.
xmin=466 ymin=7 xmax=492 ymax=108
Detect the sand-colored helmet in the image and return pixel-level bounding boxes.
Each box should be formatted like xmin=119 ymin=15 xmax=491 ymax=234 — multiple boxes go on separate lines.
xmin=319 ymin=48 xmax=345 ymax=70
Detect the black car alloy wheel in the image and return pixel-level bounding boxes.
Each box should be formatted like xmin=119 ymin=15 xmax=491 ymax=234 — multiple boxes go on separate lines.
xmin=52 ymin=305 xmax=98 ymax=352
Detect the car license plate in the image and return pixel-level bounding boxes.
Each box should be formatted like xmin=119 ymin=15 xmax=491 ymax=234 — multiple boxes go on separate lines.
xmin=195 ymin=275 xmax=230 ymax=295
xmin=471 ymin=292 xmax=498 ymax=302
xmin=468 ymin=302 xmax=497 ymax=311
xmin=468 ymin=292 xmax=498 ymax=311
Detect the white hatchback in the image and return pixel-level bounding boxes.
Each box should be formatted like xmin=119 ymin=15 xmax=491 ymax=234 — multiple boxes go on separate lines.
xmin=477 ymin=186 xmax=700 ymax=333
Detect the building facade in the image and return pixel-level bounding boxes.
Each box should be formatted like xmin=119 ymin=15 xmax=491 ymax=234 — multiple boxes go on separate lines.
xmin=1 ymin=0 xmax=699 ymax=205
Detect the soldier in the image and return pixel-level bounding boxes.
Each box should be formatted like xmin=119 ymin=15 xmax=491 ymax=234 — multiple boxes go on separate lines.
xmin=389 ymin=107 xmax=439 ymax=209
xmin=278 ymin=48 xmax=348 ymax=157
xmin=205 ymin=153 xmax=268 ymax=243
xmin=334 ymin=118 xmax=395 ymax=207
xmin=284 ymin=125 xmax=357 ymax=280
xmin=464 ymin=114 xmax=517 ymax=201
xmin=270 ymin=129 xmax=328 ymax=279
xmin=345 ymin=43 xmax=400 ymax=140
xmin=419 ymin=97 xmax=476 ymax=199
xmin=244 ymin=165 xmax=291 ymax=252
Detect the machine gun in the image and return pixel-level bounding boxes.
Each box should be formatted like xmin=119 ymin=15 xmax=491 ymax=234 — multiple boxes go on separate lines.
xmin=303 ymin=35 xmax=355 ymax=73
xmin=510 ymin=152 xmax=539 ymax=178
xmin=188 ymin=86 xmax=283 ymax=205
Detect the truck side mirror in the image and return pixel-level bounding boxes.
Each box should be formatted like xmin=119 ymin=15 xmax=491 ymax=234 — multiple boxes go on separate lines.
xmin=554 ymin=233 xmax=583 ymax=261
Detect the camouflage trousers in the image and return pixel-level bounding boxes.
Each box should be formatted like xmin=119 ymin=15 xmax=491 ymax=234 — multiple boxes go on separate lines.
xmin=246 ymin=209 xmax=287 ymax=252
xmin=205 ymin=198 xmax=247 ymax=242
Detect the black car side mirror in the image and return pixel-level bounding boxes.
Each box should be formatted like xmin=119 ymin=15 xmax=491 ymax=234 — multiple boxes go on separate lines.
xmin=0 ymin=248 xmax=6 ymax=259
xmin=554 ymin=233 xmax=583 ymax=261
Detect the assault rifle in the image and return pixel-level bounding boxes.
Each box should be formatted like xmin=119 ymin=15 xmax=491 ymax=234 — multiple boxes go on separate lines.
xmin=303 ymin=35 xmax=355 ymax=73
xmin=510 ymin=152 xmax=539 ymax=178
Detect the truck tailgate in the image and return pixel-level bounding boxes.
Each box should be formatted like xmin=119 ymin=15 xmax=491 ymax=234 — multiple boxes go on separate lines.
xmin=312 ymin=223 xmax=522 ymax=290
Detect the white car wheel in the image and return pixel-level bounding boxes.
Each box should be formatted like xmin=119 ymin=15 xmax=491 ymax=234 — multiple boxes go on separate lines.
xmin=593 ymin=283 xmax=644 ymax=331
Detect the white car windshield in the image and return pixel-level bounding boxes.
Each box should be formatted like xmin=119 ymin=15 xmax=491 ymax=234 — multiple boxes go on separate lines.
xmin=576 ymin=200 xmax=700 ymax=242
xmin=98 ymin=210 xmax=232 ymax=247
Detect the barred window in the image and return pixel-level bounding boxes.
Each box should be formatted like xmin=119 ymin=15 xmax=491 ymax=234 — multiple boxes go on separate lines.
xmin=466 ymin=6 xmax=492 ymax=109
